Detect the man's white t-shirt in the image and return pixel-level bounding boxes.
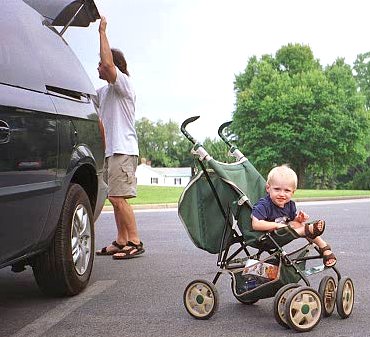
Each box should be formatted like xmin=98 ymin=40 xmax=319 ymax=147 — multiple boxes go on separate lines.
xmin=96 ymin=69 xmax=139 ymax=158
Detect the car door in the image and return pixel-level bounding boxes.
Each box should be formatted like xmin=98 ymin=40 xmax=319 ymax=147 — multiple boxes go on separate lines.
xmin=0 ymin=89 xmax=58 ymax=265
xmin=0 ymin=3 xmax=58 ymax=265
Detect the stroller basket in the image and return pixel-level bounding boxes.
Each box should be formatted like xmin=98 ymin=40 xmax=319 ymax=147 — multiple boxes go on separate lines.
xmin=233 ymin=248 xmax=308 ymax=302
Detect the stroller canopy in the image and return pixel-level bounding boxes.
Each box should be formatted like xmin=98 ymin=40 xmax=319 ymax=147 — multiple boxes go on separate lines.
xmin=178 ymin=158 xmax=267 ymax=253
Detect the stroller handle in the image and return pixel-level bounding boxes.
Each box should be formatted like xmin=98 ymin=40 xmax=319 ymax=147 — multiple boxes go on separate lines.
xmin=181 ymin=116 xmax=200 ymax=144
xmin=217 ymin=121 xmax=233 ymax=148
xmin=217 ymin=120 xmax=246 ymax=161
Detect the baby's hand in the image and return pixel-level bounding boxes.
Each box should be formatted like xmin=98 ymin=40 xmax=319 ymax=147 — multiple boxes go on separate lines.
xmin=275 ymin=223 xmax=288 ymax=230
xmin=296 ymin=210 xmax=309 ymax=223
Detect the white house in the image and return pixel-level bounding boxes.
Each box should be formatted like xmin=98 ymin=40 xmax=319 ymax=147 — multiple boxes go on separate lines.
xmin=136 ymin=163 xmax=192 ymax=187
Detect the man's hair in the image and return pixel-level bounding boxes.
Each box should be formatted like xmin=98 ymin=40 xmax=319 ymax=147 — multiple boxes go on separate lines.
xmin=267 ymin=165 xmax=298 ymax=190
xmin=111 ymin=48 xmax=129 ymax=76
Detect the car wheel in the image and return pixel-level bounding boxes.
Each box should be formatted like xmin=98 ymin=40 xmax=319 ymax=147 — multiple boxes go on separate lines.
xmin=32 ymin=183 xmax=94 ymax=296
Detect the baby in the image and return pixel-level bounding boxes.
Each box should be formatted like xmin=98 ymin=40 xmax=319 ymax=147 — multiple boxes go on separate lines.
xmin=251 ymin=165 xmax=336 ymax=267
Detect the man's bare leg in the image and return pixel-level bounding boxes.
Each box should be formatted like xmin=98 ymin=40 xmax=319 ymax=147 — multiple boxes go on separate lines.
xmin=109 ymin=196 xmax=140 ymax=244
xmin=95 ymin=195 xmax=129 ymax=254
xmin=110 ymin=196 xmax=143 ymax=258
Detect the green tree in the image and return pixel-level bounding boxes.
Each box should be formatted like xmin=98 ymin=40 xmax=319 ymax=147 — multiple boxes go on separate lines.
xmin=233 ymin=43 xmax=368 ymax=188
xmin=351 ymin=52 xmax=370 ymax=189
xmin=354 ymin=52 xmax=370 ymax=110
xmin=202 ymin=137 xmax=234 ymax=163
xmin=136 ymin=118 xmax=192 ymax=167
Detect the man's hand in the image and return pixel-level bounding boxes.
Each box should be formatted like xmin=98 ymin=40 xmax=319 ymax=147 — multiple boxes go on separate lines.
xmin=99 ymin=16 xmax=107 ymax=33
xmin=98 ymin=15 xmax=116 ymax=83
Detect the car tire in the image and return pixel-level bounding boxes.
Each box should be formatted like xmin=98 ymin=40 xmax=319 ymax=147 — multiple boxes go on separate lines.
xmin=32 ymin=183 xmax=95 ymax=296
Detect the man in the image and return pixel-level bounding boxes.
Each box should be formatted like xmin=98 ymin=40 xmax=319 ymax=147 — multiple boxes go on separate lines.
xmin=95 ymin=16 xmax=144 ymax=259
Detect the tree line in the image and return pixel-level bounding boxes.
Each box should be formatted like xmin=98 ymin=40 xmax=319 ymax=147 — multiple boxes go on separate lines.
xmin=136 ymin=44 xmax=370 ymax=190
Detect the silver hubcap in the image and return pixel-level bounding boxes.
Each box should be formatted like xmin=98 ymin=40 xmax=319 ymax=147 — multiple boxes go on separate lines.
xmin=71 ymin=204 xmax=91 ymax=275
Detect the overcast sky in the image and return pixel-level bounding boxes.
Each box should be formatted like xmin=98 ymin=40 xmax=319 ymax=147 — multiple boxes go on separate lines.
xmin=65 ymin=0 xmax=370 ymax=140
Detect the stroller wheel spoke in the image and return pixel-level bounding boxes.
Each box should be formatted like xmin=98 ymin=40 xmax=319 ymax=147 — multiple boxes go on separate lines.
xmin=203 ymin=296 xmax=214 ymax=306
xmin=190 ymin=287 xmax=202 ymax=297
xmin=291 ymin=300 xmax=303 ymax=312
xmin=200 ymin=287 xmax=210 ymax=297
xmin=196 ymin=305 xmax=207 ymax=315
xmin=291 ymin=310 xmax=305 ymax=325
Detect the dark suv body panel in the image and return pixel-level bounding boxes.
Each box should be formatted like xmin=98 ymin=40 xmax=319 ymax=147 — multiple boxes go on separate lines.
xmin=0 ymin=0 xmax=105 ymax=295
xmin=0 ymin=85 xmax=58 ymax=265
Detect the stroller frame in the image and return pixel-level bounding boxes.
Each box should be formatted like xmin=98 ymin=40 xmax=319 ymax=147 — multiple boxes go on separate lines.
xmin=180 ymin=116 xmax=354 ymax=332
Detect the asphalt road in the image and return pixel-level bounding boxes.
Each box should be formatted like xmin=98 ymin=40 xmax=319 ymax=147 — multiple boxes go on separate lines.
xmin=0 ymin=199 xmax=369 ymax=337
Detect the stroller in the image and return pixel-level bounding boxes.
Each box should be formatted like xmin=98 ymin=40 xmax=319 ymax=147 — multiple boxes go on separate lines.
xmin=178 ymin=116 xmax=355 ymax=332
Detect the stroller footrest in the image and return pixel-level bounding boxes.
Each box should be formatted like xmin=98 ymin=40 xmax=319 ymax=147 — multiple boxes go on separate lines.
xmin=303 ymin=264 xmax=325 ymax=276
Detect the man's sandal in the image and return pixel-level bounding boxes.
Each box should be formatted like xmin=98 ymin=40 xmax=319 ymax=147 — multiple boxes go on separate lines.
xmin=112 ymin=241 xmax=145 ymax=260
xmin=319 ymin=245 xmax=337 ymax=267
xmin=96 ymin=241 xmax=126 ymax=256
xmin=304 ymin=220 xmax=326 ymax=239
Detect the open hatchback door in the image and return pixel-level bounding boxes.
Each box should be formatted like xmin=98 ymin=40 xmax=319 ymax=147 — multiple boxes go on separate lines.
xmin=23 ymin=0 xmax=100 ymax=35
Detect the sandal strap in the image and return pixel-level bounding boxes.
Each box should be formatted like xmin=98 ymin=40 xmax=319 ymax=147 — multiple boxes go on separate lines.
xmin=304 ymin=223 xmax=317 ymax=239
xmin=112 ymin=240 xmax=125 ymax=250
xmin=319 ymin=245 xmax=331 ymax=254
xmin=323 ymin=252 xmax=335 ymax=260
xmin=323 ymin=252 xmax=337 ymax=267
xmin=127 ymin=241 xmax=144 ymax=249
xmin=305 ymin=220 xmax=325 ymax=239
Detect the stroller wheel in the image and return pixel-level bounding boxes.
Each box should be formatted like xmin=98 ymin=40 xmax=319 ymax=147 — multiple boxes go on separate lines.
xmin=273 ymin=283 xmax=301 ymax=329
xmin=284 ymin=286 xmax=322 ymax=332
xmin=336 ymin=276 xmax=355 ymax=319
xmin=318 ymin=276 xmax=337 ymax=317
xmin=183 ymin=279 xmax=219 ymax=320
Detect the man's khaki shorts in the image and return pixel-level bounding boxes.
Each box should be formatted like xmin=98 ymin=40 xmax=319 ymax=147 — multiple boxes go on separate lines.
xmin=103 ymin=154 xmax=138 ymax=198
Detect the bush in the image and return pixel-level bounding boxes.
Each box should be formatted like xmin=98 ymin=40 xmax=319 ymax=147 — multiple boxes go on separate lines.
xmin=351 ymin=168 xmax=370 ymax=190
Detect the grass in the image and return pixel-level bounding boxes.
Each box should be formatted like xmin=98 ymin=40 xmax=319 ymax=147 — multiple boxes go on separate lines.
xmin=104 ymin=185 xmax=184 ymax=206
xmin=129 ymin=186 xmax=183 ymax=205
xmin=293 ymin=189 xmax=370 ymax=199
xmin=104 ymin=185 xmax=370 ymax=206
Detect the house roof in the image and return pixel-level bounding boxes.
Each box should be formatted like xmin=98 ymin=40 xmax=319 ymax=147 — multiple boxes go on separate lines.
xmin=151 ymin=167 xmax=191 ymax=177
xmin=138 ymin=164 xmax=191 ymax=177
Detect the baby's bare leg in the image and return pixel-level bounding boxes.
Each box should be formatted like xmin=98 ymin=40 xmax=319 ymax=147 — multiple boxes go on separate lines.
xmin=288 ymin=221 xmax=304 ymax=232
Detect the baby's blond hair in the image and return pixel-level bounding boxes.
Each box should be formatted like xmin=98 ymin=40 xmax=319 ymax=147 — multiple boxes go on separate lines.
xmin=267 ymin=165 xmax=298 ymax=190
